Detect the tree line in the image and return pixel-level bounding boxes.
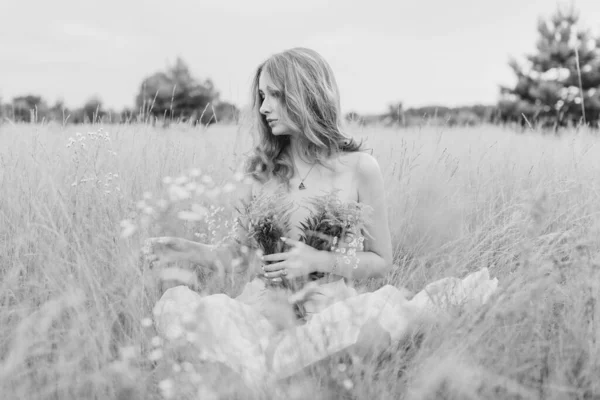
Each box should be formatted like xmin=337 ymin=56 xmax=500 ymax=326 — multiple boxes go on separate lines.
xmin=1 ymin=5 xmax=599 ymax=130
xmin=0 ymin=57 xmax=239 ymax=125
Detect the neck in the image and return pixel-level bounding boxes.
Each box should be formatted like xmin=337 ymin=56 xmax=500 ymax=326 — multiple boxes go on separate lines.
xmin=288 ymin=136 xmax=307 ymax=166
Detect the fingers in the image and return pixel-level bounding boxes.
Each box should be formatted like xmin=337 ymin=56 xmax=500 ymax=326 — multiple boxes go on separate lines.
xmin=141 ymin=237 xmax=175 ymax=269
xmin=140 ymin=242 xmax=156 ymax=266
xmin=261 ymin=237 xmax=303 ymax=263
xmin=263 ymin=268 xmax=288 ymax=279
xmin=262 ymin=252 xmax=290 ymax=263
xmin=141 ymin=239 xmax=154 ymax=255
xmin=142 ymin=253 xmax=160 ymax=269
xmin=262 ymin=262 xmax=288 ymax=279
xmin=145 ymin=254 xmax=158 ymax=263
xmin=263 ymin=262 xmax=286 ymax=273
xmin=149 ymin=259 xmax=165 ymax=269
xmin=143 ymin=237 xmax=176 ymax=252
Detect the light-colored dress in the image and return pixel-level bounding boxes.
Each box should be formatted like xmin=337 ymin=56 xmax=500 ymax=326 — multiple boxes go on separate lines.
xmin=153 ymin=261 xmax=498 ymax=386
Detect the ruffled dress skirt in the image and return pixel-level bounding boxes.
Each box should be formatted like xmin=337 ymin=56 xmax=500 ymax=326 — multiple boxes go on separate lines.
xmin=152 ymin=268 xmax=498 ymax=385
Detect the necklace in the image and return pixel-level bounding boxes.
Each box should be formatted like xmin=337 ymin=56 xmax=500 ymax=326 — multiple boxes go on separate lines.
xmin=297 ymin=162 xmax=316 ymax=190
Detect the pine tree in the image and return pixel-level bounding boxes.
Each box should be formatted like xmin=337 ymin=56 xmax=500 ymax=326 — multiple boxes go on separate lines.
xmin=499 ymin=5 xmax=600 ymax=128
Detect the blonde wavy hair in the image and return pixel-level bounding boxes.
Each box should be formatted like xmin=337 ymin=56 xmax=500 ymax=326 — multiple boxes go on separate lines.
xmin=245 ymin=47 xmax=364 ymax=184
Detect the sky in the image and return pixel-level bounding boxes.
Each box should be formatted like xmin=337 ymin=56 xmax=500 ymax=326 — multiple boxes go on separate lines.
xmin=1 ymin=0 xmax=599 ymax=115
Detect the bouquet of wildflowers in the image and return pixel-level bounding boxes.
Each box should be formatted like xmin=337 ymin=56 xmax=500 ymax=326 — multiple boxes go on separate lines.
xmin=237 ymin=189 xmax=372 ymax=287
xmin=235 ymin=188 xmax=294 ymax=286
xmin=298 ymin=191 xmax=372 ymax=281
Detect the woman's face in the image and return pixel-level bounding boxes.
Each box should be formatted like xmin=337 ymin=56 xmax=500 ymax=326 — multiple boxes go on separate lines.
xmin=258 ymin=70 xmax=297 ymax=136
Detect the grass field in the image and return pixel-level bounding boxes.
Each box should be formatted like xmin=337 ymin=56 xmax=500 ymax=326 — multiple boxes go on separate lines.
xmin=1 ymin=122 xmax=599 ymax=399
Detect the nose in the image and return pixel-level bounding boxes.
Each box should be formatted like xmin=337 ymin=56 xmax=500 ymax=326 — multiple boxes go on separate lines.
xmin=259 ymin=97 xmax=270 ymax=115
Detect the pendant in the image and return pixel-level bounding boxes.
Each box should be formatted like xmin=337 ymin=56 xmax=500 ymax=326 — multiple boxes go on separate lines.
xmin=298 ymin=182 xmax=306 ymax=190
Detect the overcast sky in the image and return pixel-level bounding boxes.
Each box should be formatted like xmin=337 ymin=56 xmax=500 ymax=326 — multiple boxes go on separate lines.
xmin=1 ymin=0 xmax=599 ymax=114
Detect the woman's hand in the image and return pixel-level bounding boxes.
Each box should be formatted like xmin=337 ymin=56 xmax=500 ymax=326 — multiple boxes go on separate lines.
xmin=261 ymin=237 xmax=332 ymax=280
xmin=141 ymin=237 xmax=196 ymax=269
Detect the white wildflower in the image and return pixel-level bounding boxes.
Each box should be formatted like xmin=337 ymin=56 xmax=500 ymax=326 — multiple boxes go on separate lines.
xmin=119 ymin=219 xmax=137 ymax=238
xmin=141 ymin=318 xmax=153 ymax=328
xmin=119 ymin=346 xmax=137 ymax=361
xmin=158 ymin=379 xmax=174 ymax=399
xmin=157 ymin=199 xmax=168 ymax=210
xmin=206 ymin=188 xmax=221 ymax=199
xmin=166 ymin=324 xmax=183 ymax=340
xmin=192 ymin=203 xmax=208 ymax=217
xmin=185 ymin=331 xmax=198 ymax=343
xmin=233 ymin=171 xmax=244 ymax=182
xmin=168 ymin=185 xmax=190 ymax=202
xmin=148 ymin=349 xmax=163 ymax=361
xmin=177 ymin=211 xmax=205 ymax=222
xmin=190 ymin=168 xmax=201 ymax=177
xmin=196 ymin=386 xmax=218 ymax=400
xmin=223 ymin=183 xmax=236 ymax=193
xmin=195 ymin=185 xmax=205 ymax=196
xmin=175 ymin=175 xmax=189 ymax=185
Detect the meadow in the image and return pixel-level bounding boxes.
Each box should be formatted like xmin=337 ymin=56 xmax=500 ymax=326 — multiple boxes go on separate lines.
xmin=0 ymin=121 xmax=599 ymax=399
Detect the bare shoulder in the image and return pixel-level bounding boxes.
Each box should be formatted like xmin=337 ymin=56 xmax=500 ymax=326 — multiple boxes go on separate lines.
xmin=333 ymin=152 xmax=383 ymax=201
xmin=352 ymin=153 xmax=385 ymax=204
xmin=335 ymin=151 xmax=379 ymax=172
xmin=336 ymin=151 xmax=382 ymax=182
xmin=355 ymin=152 xmax=382 ymax=178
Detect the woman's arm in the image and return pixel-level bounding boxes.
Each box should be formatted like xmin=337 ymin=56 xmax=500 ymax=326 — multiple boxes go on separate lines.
xmin=145 ymin=174 xmax=261 ymax=271
xmin=185 ymin=241 xmax=231 ymax=269
xmin=188 ymin=174 xmax=261 ymax=269
xmin=316 ymin=153 xmax=393 ymax=280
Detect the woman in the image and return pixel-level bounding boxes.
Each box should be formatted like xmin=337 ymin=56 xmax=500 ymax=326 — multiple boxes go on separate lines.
xmin=143 ymin=48 xmax=498 ymax=386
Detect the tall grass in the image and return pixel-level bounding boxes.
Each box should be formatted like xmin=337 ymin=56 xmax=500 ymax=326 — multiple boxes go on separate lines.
xmin=0 ymin=122 xmax=599 ymax=399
